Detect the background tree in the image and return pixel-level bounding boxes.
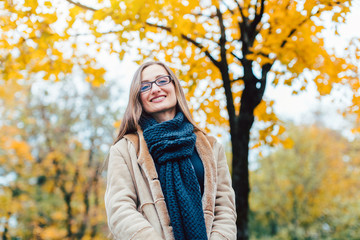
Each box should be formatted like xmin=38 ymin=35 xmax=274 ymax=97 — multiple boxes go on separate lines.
xmin=0 ymin=77 xmax=122 ymax=239
xmin=1 ymin=1 xmax=359 ymax=238
xmin=250 ymin=124 xmax=360 ymax=239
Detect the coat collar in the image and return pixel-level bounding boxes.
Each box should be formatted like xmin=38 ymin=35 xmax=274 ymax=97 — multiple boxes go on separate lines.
xmin=124 ymin=129 xmax=159 ymax=181
xmin=194 ymin=130 xmax=217 ymax=213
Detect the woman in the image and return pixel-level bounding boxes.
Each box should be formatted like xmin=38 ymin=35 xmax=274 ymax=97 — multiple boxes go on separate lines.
xmin=104 ymin=61 xmax=236 ymax=240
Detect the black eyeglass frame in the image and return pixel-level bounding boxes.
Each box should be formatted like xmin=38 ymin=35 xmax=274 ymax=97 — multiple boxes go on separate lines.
xmin=140 ymin=75 xmax=173 ymax=93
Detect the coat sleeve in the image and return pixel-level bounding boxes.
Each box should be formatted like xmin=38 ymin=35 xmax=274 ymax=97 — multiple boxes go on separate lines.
xmin=104 ymin=143 xmax=164 ymax=240
xmin=210 ymin=142 xmax=237 ymax=240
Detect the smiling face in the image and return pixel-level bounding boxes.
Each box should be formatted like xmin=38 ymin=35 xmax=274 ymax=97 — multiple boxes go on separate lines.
xmin=140 ymin=64 xmax=177 ymax=122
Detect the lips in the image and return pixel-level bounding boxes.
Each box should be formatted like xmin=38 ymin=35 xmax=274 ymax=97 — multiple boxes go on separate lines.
xmin=150 ymin=95 xmax=166 ymax=102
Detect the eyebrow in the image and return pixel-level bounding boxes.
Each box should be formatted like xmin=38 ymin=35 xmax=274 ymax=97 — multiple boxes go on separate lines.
xmin=141 ymin=74 xmax=167 ymax=82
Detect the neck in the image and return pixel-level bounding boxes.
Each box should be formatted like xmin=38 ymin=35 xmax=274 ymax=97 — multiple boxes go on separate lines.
xmin=152 ymin=110 xmax=176 ymax=123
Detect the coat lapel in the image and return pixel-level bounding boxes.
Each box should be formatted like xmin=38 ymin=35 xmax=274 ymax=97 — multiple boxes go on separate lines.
xmin=194 ymin=130 xmax=217 ymax=235
xmin=124 ymin=130 xmax=159 ymax=181
xmin=124 ymin=131 xmax=173 ymax=239
xmin=137 ymin=130 xmax=159 ymax=180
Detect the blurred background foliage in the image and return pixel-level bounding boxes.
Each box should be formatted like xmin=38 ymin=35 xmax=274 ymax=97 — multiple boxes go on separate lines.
xmin=0 ymin=77 xmax=122 ymax=239
xmin=249 ymin=124 xmax=360 ymax=239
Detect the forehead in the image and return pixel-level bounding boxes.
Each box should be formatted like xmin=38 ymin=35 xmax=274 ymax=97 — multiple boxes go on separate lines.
xmin=141 ymin=64 xmax=168 ymax=81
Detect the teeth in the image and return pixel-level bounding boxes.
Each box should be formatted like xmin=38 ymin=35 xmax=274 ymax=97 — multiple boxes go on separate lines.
xmin=152 ymin=96 xmax=165 ymax=102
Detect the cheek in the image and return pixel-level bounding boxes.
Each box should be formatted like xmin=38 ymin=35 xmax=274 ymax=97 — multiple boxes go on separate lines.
xmin=167 ymin=85 xmax=176 ymax=99
xmin=170 ymin=93 xmax=177 ymax=105
xmin=139 ymin=94 xmax=150 ymax=111
xmin=139 ymin=94 xmax=146 ymax=104
xmin=170 ymin=89 xmax=177 ymax=104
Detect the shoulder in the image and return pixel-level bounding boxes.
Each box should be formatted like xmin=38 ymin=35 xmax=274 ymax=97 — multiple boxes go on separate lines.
xmin=205 ymin=134 xmax=217 ymax=148
xmin=206 ymin=135 xmax=224 ymax=155
xmin=112 ymin=137 xmax=128 ymax=150
xmin=195 ymin=129 xmax=223 ymax=151
xmin=111 ymin=132 xmax=139 ymax=154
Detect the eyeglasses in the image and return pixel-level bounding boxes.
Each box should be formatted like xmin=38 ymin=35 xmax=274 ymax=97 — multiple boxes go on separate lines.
xmin=140 ymin=75 xmax=173 ymax=93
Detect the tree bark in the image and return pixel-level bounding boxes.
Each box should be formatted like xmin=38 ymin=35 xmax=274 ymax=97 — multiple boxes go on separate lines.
xmin=231 ymin=102 xmax=256 ymax=239
xmin=2 ymin=217 xmax=9 ymax=240
xmin=232 ymin=113 xmax=252 ymax=240
xmin=64 ymin=192 xmax=74 ymax=239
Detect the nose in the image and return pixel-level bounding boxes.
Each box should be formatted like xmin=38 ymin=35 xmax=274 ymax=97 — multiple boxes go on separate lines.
xmin=150 ymin=82 xmax=161 ymax=93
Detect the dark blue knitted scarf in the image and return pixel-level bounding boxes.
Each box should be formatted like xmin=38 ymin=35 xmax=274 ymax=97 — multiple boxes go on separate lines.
xmin=140 ymin=112 xmax=207 ymax=240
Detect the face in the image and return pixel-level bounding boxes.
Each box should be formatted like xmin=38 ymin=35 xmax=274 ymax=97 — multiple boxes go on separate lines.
xmin=140 ymin=64 xmax=177 ymax=122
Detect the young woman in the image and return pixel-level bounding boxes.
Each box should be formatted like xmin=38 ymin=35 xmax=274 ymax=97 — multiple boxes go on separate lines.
xmin=104 ymin=61 xmax=236 ymax=240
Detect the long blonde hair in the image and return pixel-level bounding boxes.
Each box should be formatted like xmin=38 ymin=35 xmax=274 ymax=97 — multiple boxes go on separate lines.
xmin=113 ymin=61 xmax=202 ymax=144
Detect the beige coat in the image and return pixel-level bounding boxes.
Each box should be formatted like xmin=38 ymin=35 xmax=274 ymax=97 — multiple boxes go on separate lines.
xmin=105 ymin=129 xmax=237 ymax=240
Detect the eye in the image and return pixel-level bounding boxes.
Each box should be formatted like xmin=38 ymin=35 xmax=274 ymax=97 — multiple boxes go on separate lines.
xmin=140 ymin=83 xmax=151 ymax=92
xmin=156 ymin=76 xmax=170 ymax=85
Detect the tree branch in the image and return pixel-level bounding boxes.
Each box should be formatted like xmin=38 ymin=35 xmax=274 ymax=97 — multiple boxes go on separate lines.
xmin=280 ymin=9 xmax=320 ymax=48
xmin=221 ymin=0 xmax=235 ymax=15
xmin=65 ymin=0 xmax=97 ymax=11
xmin=254 ymin=0 xmax=259 ymax=16
xmin=146 ymin=22 xmax=221 ymax=68
xmin=189 ymin=12 xmax=217 ymax=19
xmin=216 ymin=7 xmax=227 ymax=64
xmin=231 ymin=77 xmax=244 ymax=83
xmin=214 ymin=7 xmax=238 ymax=128
xmin=258 ymin=62 xmax=272 ymax=99
xmin=231 ymin=51 xmax=242 ymax=62
xmin=235 ymin=1 xmax=251 ymax=65
xmin=146 ymin=22 xmax=171 ymax=32
xmin=250 ymin=0 xmax=265 ymax=33
xmin=235 ymin=0 xmax=247 ymax=26
xmin=69 ymin=30 xmax=122 ymax=37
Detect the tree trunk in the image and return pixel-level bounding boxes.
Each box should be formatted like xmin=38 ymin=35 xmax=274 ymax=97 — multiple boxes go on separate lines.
xmin=64 ymin=192 xmax=74 ymax=239
xmin=219 ymin=62 xmax=256 ymax=239
xmin=2 ymin=218 xmax=9 ymax=240
xmin=232 ymin=111 xmax=254 ymax=240
xmin=230 ymin=66 xmax=265 ymax=239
